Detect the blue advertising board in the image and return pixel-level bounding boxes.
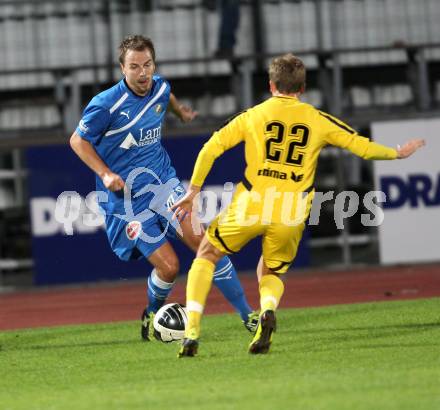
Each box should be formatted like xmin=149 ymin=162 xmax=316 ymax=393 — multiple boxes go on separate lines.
xmin=27 ymin=135 xmax=309 ymax=285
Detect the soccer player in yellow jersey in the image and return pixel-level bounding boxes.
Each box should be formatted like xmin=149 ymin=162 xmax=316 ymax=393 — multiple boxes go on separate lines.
xmin=172 ymin=53 xmax=425 ymax=357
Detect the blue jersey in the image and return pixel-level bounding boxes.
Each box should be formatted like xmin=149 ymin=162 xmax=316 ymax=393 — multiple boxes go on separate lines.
xmin=76 ymin=75 xmax=177 ymax=216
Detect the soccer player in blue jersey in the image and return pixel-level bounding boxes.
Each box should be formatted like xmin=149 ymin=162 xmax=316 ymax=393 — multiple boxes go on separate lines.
xmin=69 ymin=35 xmax=257 ymax=340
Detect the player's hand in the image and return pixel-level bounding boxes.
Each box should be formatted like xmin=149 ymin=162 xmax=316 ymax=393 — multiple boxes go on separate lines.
xmin=171 ymin=186 xmax=201 ymax=221
xmin=102 ymin=171 xmax=125 ymax=192
xmin=397 ymin=139 xmax=425 ymax=159
xmin=178 ymin=105 xmax=198 ymax=123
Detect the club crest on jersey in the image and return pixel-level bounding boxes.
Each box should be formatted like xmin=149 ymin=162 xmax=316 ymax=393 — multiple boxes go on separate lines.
xmin=126 ymin=220 xmax=142 ymax=240
xmin=154 ymin=104 xmax=163 ymax=115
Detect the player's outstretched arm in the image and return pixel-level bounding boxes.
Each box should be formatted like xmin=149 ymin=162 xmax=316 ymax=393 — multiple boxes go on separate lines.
xmin=396 ymin=139 xmax=426 ymax=159
xmin=319 ymin=111 xmax=426 ymax=160
xmin=69 ymin=132 xmax=125 ymax=192
xmin=171 ymin=110 xmax=248 ymax=221
xmin=169 ymin=93 xmax=198 ymax=123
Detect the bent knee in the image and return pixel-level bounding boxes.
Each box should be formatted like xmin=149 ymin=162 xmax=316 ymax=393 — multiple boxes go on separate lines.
xmin=156 ymin=259 xmax=180 ymax=282
xmin=196 ymin=237 xmax=224 ymax=262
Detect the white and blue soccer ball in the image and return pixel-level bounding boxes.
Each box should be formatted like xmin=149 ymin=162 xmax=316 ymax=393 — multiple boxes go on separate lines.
xmin=153 ymin=303 xmax=188 ymax=343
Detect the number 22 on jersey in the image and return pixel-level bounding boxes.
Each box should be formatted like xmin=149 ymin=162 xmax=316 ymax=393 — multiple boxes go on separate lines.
xmin=265 ymin=121 xmax=310 ymax=167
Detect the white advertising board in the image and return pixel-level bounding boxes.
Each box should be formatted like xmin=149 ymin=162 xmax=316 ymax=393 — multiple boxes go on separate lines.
xmin=371 ymin=118 xmax=440 ymax=264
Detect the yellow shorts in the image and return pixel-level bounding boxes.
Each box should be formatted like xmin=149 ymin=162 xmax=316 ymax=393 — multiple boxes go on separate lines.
xmin=206 ymin=184 xmax=312 ymax=274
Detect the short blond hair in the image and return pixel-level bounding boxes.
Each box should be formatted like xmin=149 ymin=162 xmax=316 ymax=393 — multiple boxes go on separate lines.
xmin=269 ymin=53 xmax=306 ymax=94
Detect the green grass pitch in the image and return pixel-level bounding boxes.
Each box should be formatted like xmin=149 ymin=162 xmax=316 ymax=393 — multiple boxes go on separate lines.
xmin=1 ymin=298 xmax=440 ymax=410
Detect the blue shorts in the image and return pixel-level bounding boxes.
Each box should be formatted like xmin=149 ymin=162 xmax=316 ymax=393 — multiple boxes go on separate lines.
xmin=104 ymin=179 xmax=186 ymax=261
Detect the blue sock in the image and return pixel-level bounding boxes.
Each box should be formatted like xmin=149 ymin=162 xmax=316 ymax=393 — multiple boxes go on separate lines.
xmin=147 ymin=269 xmax=174 ymax=314
xmin=212 ymin=256 xmax=253 ymax=321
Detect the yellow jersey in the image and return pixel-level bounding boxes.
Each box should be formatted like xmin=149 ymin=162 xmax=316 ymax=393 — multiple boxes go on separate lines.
xmin=191 ymin=95 xmax=397 ymax=193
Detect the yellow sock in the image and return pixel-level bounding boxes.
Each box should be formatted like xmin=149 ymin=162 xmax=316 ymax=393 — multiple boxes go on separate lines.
xmin=185 ymin=257 xmax=215 ymax=339
xmin=259 ymin=274 xmax=284 ymax=312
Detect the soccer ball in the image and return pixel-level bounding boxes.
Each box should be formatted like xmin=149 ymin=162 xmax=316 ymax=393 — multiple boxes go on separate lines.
xmin=153 ymin=303 xmax=188 ymax=343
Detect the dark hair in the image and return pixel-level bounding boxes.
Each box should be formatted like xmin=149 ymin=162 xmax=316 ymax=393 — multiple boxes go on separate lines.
xmin=269 ymin=53 xmax=306 ymax=94
xmin=118 ymin=35 xmax=156 ymax=65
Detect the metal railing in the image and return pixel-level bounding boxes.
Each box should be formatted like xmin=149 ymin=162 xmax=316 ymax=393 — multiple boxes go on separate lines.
xmin=1 ymin=42 xmax=439 ymax=141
